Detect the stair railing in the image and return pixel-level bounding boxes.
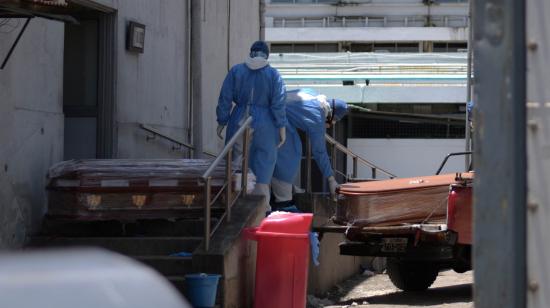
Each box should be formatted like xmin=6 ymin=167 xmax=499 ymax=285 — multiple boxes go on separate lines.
xmin=201 ymin=117 xmax=252 ymax=251
xmin=139 ymin=124 xmax=217 ymax=158
xmin=304 ymin=134 xmax=397 ymax=191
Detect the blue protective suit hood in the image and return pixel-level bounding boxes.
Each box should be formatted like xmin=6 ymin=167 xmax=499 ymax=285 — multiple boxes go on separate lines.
xmin=250 ymin=41 xmax=270 ymax=59
xmin=331 ymin=99 xmax=348 ymax=121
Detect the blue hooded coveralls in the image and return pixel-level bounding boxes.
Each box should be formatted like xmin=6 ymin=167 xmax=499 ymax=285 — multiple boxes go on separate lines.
xmin=273 ymin=89 xmax=347 ymax=185
xmin=216 ymin=62 xmax=286 ymax=184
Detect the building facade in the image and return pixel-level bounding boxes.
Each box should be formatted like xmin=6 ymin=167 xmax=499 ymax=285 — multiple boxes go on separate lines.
xmin=0 ymin=0 xmax=261 ymax=248
xmin=264 ymin=0 xmax=469 ymax=53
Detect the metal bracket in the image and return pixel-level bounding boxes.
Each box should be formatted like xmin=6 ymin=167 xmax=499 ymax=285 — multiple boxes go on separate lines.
xmin=1 ymin=17 xmax=31 ymax=70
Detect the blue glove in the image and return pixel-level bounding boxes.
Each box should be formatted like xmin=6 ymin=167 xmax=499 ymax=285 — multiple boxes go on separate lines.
xmin=309 ymin=232 xmax=320 ymax=266
xmin=467 ymin=101 xmax=474 ymax=122
xmin=170 ymin=251 xmax=193 ymax=257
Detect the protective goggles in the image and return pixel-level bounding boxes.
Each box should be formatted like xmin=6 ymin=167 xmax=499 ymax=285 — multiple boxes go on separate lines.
xmin=250 ymin=50 xmax=268 ymax=59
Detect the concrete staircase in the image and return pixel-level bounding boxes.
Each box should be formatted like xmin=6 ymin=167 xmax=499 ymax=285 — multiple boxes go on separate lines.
xmin=27 ymin=194 xmax=265 ymax=308
xmin=28 ymin=216 xmax=222 ymax=295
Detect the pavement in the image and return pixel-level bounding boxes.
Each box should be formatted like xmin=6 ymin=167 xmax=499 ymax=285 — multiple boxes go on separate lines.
xmin=309 ymin=270 xmax=473 ymax=308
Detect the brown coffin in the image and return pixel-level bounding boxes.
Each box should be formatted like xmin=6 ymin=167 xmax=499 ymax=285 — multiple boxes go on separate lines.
xmin=46 ymin=159 xmax=230 ymax=220
xmin=335 ymin=173 xmax=462 ymax=227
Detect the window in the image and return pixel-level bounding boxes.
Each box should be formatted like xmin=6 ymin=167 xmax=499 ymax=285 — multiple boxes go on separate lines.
xmin=270 ymin=43 xmax=338 ymax=53
xmin=350 ymin=117 xmax=465 ymax=139
xmin=374 ymin=43 xmax=396 ymax=52
xmin=349 ymin=104 xmax=466 ymax=139
xmin=396 ymin=43 xmax=420 ymax=52
xmin=294 ymin=44 xmax=316 ymax=52
xmin=448 ymin=42 xmax=468 ymax=52
xmin=350 ymin=43 xmax=373 ymax=52
xmin=271 ymin=44 xmax=293 ymax=53
xmin=434 ymin=42 xmax=468 ymax=52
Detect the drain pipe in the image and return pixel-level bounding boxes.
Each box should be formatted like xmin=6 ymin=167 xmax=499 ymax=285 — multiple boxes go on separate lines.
xmin=186 ymin=0 xmax=193 ymax=158
xmin=465 ymin=0 xmax=473 ymax=169
xmin=190 ymin=0 xmax=204 ymax=158
xmin=260 ymin=0 xmax=266 ymax=40
xmin=227 ymin=0 xmax=231 ymax=70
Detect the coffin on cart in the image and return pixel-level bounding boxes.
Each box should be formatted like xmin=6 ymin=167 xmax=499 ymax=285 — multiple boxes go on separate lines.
xmin=335 ymin=173 xmax=468 ymax=227
xmin=46 ymin=159 xmax=233 ymax=220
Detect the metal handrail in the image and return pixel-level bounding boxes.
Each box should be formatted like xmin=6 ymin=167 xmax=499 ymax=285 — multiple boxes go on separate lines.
xmin=201 ymin=117 xmax=252 ymax=251
xmin=324 ymin=134 xmax=397 ymax=180
xmin=435 ymin=151 xmax=472 ymax=175
xmin=202 ymin=150 xmax=217 ymax=158
xmin=140 ymin=124 xmax=217 ymax=158
xmin=140 ymin=123 xmax=194 ymax=149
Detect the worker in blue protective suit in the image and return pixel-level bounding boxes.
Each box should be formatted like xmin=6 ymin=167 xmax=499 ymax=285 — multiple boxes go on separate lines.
xmin=271 ymin=89 xmax=348 ymax=207
xmin=216 ymin=41 xmax=287 ymax=210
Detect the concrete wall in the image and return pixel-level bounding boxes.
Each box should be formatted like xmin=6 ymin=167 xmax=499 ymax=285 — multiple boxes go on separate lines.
xmin=285 ymin=84 xmax=467 ymax=104
xmin=192 ymin=196 xmax=265 ymax=308
xmin=195 ymin=0 xmax=230 ymax=155
xmin=294 ymin=194 xmax=371 ymax=296
xmin=347 ymin=138 xmax=467 ymax=179
xmin=115 ymin=0 xmax=190 ymax=159
xmin=229 ymin=0 xmax=261 ymax=67
xmin=0 ymin=20 xmax=65 ymax=248
xmin=0 ymin=0 xmax=261 ymax=249
xmin=267 ymin=27 xmax=469 ymax=43
xmin=192 ymin=0 xmax=261 ymax=155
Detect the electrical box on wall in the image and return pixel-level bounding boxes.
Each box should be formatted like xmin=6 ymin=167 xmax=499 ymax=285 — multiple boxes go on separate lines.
xmin=126 ymin=21 xmax=145 ymax=53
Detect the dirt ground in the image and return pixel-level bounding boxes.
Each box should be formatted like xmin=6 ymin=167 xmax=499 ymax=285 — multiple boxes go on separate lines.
xmin=308 ymin=270 xmax=473 ymax=308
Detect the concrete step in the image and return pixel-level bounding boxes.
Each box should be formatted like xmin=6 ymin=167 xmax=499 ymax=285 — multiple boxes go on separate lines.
xmin=40 ymin=217 xmax=219 ymax=237
xmin=166 ymin=276 xmax=187 ymax=294
xmin=28 ymin=236 xmax=203 ymax=256
xmin=136 ymin=256 xmax=194 ymax=276
xmin=166 ymin=276 xmax=222 ymax=308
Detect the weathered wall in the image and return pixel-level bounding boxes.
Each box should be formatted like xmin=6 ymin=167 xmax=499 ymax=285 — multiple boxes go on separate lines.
xmin=298 ymin=194 xmax=371 ymax=296
xmin=229 ymin=0 xmax=261 ymax=67
xmin=0 ymin=19 xmax=65 ymax=248
xmin=0 ymin=0 xmax=260 ymax=249
xmin=192 ymin=196 xmax=265 ymax=308
xmin=192 ymin=0 xmax=261 ymax=155
xmin=347 ymin=138 xmax=466 ymax=178
xmin=115 ymin=0 xmax=190 ymax=159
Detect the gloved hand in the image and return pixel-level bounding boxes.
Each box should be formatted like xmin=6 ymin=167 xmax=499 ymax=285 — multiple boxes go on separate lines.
xmin=278 ymin=126 xmax=286 ymax=148
xmin=328 ymin=176 xmax=339 ymax=200
xmin=309 ymin=232 xmax=320 ymax=266
xmin=216 ymin=125 xmax=225 ymax=139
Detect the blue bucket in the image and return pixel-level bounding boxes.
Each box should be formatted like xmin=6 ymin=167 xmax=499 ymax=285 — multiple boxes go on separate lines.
xmin=184 ymin=273 xmax=221 ymax=308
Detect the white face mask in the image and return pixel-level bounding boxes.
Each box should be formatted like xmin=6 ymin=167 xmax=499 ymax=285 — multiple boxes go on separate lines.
xmin=245 ymin=56 xmax=268 ymax=70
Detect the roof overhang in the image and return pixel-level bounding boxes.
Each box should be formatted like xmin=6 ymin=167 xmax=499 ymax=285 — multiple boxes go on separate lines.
xmin=0 ymin=0 xmax=115 ymax=22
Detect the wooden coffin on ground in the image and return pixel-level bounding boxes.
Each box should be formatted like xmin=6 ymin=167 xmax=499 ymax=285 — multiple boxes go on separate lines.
xmin=335 ymin=173 xmax=467 ymax=227
xmin=46 ymin=159 xmax=231 ymax=220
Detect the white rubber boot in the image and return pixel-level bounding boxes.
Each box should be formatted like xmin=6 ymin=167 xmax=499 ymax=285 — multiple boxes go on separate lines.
xmin=251 ymin=183 xmax=271 ymax=212
xmin=271 ymin=177 xmax=293 ymax=203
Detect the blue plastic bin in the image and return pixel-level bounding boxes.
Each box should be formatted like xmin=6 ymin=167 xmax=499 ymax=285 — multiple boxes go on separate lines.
xmin=184 ymin=273 xmax=221 ymax=308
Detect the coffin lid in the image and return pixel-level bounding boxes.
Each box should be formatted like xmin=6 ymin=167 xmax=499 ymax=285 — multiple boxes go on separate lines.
xmin=339 ymin=173 xmax=462 ymax=195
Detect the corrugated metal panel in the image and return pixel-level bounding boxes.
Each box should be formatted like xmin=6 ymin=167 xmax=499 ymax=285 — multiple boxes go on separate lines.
xmin=271 ymin=53 xmax=468 ymax=104
xmin=527 ymin=0 xmax=550 ymax=307
xmin=473 ymin=0 xmax=526 ymax=307
xmin=26 ymin=0 xmax=67 ymax=6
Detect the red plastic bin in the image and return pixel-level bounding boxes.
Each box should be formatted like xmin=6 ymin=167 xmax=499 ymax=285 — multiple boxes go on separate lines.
xmin=244 ymin=212 xmax=313 ymax=308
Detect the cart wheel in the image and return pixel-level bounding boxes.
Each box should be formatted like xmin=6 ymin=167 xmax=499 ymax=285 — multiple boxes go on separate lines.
xmin=386 ymin=258 xmax=439 ymax=291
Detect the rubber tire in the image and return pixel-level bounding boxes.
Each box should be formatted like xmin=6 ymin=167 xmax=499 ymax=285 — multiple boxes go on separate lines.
xmin=386 ymin=258 xmax=439 ymax=291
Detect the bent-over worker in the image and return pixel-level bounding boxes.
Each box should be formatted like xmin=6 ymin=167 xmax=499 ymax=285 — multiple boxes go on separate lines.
xmin=271 ymin=88 xmax=348 ymax=207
